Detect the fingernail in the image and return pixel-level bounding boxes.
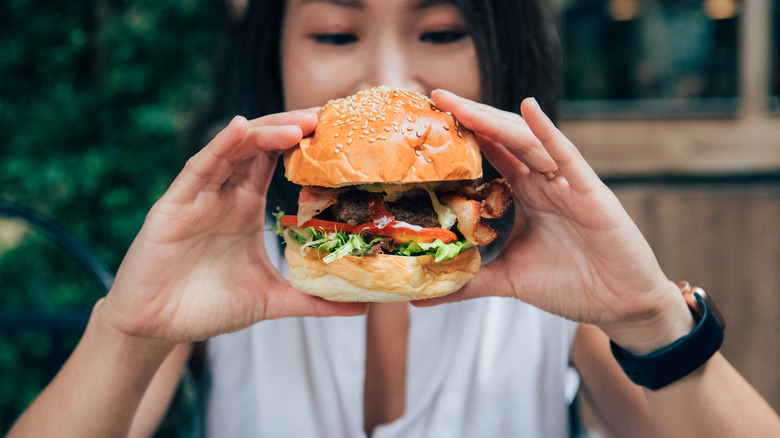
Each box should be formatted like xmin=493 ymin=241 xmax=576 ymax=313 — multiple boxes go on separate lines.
xmin=229 ymin=115 xmax=247 ymax=125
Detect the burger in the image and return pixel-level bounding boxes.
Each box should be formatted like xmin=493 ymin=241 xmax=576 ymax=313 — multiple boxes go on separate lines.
xmin=275 ymin=86 xmax=511 ymax=302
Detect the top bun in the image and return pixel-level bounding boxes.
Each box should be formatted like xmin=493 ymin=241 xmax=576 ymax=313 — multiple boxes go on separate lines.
xmin=284 ymin=86 xmax=482 ymax=188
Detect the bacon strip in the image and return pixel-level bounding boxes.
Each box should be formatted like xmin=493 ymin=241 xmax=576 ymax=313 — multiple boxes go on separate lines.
xmin=439 ymin=178 xmax=512 ymax=246
xmin=440 ymin=194 xmax=498 ymax=246
xmin=296 ymin=186 xmax=348 ymax=226
xmin=461 ymin=178 xmax=512 ymax=219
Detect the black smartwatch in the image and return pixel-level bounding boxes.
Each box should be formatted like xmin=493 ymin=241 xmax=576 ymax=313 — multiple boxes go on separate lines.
xmin=610 ymin=282 xmax=726 ymax=390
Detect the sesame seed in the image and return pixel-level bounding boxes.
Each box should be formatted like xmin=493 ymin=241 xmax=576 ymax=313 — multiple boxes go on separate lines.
xmin=369 ymin=138 xmax=376 ymax=143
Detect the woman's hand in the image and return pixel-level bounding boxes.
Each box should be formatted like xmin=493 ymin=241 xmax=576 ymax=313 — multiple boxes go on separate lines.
xmin=425 ymin=90 xmax=693 ymax=352
xmin=101 ymin=112 xmax=367 ymax=344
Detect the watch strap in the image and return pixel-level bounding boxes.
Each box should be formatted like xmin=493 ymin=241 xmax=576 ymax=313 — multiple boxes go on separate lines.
xmin=610 ymin=293 xmax=724 ymax=390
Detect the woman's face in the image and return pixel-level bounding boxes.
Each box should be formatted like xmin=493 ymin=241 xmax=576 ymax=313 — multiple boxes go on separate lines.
xmin=281 ymin=0 xmax=481 ymax=110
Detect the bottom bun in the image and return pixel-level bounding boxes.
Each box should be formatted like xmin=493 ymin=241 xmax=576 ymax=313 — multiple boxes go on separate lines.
xmin=283 ymin=238 xmax=481 ymax=302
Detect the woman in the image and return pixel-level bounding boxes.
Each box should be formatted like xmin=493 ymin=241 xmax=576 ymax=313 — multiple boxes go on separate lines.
xmin=9 ymin=0 xmax=780 ymax=437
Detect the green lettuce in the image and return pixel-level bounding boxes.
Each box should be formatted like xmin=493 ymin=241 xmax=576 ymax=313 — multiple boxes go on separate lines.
xmin=273 ymin=208 xmax=471 ymax=264
xmin=395 ymin=239 xmax=471 ymax=262
xmin=271 ymin=207 xmax=285 ymax=236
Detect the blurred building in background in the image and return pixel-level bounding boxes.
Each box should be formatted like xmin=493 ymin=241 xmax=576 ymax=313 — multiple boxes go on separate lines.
xmin=558 ymin=1 xmax=780 ymax=436
xmin=560 ymin=0 xmax=779 ymax=175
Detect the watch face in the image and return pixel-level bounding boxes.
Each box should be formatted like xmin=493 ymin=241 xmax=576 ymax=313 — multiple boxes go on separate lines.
xmin=695 ymin=289 xmax=726 ymax=331
xmin=679 ymin=281 xmax=726 ymax=330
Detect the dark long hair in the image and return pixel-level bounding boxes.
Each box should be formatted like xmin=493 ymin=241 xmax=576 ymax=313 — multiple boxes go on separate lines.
xmin=192 ymin=0 xmax=562 ymax=215
xmin=455 ymin=0 xmax=561 ymax=119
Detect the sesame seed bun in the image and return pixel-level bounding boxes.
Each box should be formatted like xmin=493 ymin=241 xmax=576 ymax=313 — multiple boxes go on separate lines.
xmin=284 ymin=86 xmax=482 ymax=188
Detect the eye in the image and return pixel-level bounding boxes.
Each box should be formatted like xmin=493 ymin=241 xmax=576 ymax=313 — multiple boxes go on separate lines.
xmin=420 ymin=29 xmax=469 ymax=45
xmin=310 ymin=33 xmax=358 ymax=46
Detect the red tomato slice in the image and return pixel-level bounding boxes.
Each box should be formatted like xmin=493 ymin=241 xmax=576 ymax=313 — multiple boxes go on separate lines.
xmin=279 ymin=215 xmax=355 ymax=233
xmin=281 ymin=215 xmax=456 ymax=243
xmin=352 ymin=222 xmax=457 ymax=244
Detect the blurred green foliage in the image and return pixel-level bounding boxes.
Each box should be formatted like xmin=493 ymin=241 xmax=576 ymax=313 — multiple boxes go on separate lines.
xmin=1 ymin=0 xmax=225 ymax=434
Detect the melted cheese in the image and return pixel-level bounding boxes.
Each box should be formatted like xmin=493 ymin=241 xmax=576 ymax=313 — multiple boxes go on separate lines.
xmin=357 ymin=182 xmax=457 ymax=230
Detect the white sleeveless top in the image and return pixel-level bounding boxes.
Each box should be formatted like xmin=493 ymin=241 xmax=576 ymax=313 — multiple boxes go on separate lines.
xmin=204 ymin=229 xmax=580 ymax=438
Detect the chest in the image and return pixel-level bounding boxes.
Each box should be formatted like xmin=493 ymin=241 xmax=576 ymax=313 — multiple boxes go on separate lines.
xmin=363 ymin=302 xmax=411 ymax=435
xmin=205 ymin=299 xmax=578 ymax=438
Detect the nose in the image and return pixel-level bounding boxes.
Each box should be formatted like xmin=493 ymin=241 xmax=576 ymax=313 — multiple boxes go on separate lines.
xmin=358 ymin=36 xmax=425 ymax=95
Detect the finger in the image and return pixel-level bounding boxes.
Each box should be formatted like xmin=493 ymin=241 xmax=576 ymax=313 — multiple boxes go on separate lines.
xmin=246 ymin=109 xmax=318 ymax=134
xmin=411 ymin=265 xmax=512 ymax=307
xmin=226 ymin=120 xmax=313 ymax=195
xmin=219 ymin=153 xmax=276 ymax=199
xmin=228 ymin=110 xmax=318 ymax=190
xmin=275 ymin=287 xmax=370 ymax=319
xmin=214 ymin=110 xmax=317 ymax=167
xmin=172 ymin=120 xmax=305 ymax=202
xmin=520 ymin=98 xmax=602 ymax=192
xmin=227 ymin=110 xmax=317 ymax=162
xmin=431 ymin=89 xmax=557 ymax=175
xmin=167 ymin=115 xmax=248 ymax=201
xmin=477 ymin=134 xmax=532 ymax=182
xmin=432 ymin=89 xmax=524 ymax=129
xmin=262 ymin=276 xmax=369 ymax=319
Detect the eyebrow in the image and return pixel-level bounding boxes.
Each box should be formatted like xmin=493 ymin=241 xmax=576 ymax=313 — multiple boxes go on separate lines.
xmin=299 ymin=0 xmax=364 ymax=9
xmin=415 ymin=0 xmax=455 ymax=10
xmin=299 ymin=0 xmax=455 ymax=11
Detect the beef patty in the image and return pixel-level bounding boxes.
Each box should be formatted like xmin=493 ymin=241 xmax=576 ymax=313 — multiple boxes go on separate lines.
xmin=329 ymin=189 xmax=440 ymax=228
